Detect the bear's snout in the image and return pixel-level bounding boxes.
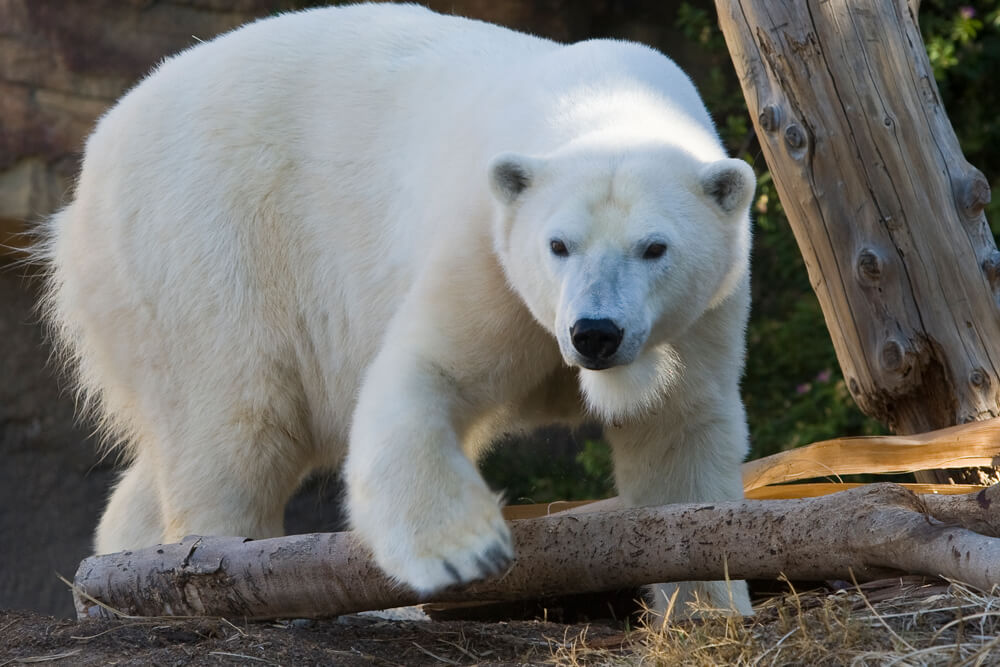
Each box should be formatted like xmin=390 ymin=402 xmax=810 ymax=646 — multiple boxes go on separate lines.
xmin=570 ymin=318 xmax=624 ymax=366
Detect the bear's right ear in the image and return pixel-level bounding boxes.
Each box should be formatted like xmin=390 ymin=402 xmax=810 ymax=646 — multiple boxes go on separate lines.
xmin=700 ymin=158 xmax=756 ymax=215
xmin=488 ymin=153 xmax=537 ymax=205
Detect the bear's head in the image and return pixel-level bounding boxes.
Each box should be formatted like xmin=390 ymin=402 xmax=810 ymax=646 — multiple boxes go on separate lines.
xmin=489 ymin=140 xmax=755 ymax=420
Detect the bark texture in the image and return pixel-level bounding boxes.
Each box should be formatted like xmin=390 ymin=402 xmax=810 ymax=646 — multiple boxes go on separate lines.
xmin=715 ymin=0 xmax=1000 ymax=483
xmin=74 ymin=484 xmax=1000 ymax=620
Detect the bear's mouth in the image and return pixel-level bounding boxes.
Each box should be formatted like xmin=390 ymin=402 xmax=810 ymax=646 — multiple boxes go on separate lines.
xmin=577 ymin=359 xmax=616 ymax=371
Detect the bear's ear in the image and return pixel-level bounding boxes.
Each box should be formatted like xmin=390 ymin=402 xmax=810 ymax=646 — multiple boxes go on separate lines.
xmin=489 ymin=153 xmax=537 ymax=205
xmin=700 ymin=158 xmax=756 ymax=215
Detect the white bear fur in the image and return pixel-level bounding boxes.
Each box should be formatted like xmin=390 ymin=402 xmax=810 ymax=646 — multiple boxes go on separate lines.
xmin=41 ymin=3 xmax=755 ymax=618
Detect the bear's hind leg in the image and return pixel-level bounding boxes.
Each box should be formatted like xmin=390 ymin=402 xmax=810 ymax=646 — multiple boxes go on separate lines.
xmin=151 ymin=410 xmax=314 ymax=548
xmin=95 ymin=451 xmax=165 ymax=554
xmin=95 ymin=419 xmax=312 ymax=554
xmin=93 ymin=365 xmax=317 ymax=554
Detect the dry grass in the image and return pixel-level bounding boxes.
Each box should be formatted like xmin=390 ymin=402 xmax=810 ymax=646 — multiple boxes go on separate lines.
xmin=551 ymin=578 xmax=1000 ymax=666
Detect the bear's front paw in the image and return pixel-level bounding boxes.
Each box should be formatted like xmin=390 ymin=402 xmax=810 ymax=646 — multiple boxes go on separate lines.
xmin=349 ymin=475 xmax=514 ymax=596
xmin=389 ymin=509 xmax=513 ymax=595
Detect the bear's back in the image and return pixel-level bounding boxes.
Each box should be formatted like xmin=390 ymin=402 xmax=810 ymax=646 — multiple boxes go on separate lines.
xmin=97 ymin=4 xmax=554 ymax=127
xmin=77 ymin=4 xmax=557 ymax=206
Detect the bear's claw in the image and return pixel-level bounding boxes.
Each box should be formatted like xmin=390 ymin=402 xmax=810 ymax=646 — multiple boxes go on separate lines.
xmin=474 ymin=543 xmax=512 ymax=579
xmin=363 ymin=496 xmax=514 ymax=596
xmin=429 ymin=535 xmax=513 ymax=590
xmin=442 ymin=559 xmax=462 ymax=585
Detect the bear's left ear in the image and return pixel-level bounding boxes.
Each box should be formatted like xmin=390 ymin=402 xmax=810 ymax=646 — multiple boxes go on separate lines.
xmin=488 ymin=152 xmax=538 ymax=205
xmin=700 ymin=158 xmax=756 ymax=215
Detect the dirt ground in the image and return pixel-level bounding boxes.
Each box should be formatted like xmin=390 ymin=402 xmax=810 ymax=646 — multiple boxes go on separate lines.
xmin=0 ymin=609 xmax=629 ymax=666
xmin=6 ymin=578 xmax=1000 ymax=666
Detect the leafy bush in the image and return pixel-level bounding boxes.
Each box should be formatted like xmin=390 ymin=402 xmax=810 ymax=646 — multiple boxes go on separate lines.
xmin=922 ymin=2 xmax=1000 ymax=226
xmin=481 ymin=430 xmax=615 ymax=504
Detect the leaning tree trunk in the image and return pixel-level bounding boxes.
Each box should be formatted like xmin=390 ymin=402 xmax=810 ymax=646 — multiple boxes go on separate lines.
xmin=716 ymin=0 xmax=1000 ymax=483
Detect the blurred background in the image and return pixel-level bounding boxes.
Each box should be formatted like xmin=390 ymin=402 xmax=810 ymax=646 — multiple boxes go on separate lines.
xmin=1 ymin=0 xmax=996 ymax=617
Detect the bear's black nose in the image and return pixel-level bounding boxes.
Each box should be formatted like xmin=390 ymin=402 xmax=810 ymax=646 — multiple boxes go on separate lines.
xmin=570 ymin=318 xmax=624 ymax=362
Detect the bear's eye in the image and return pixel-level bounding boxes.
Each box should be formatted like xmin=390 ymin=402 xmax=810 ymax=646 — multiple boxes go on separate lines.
xmin=643 ymin=242 xmax=667 ymax=260
xmin=550 ymin=239 xmax=569 ymax=257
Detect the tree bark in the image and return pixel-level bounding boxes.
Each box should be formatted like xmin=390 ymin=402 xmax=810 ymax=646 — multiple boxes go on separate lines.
xmin=715 ymin=1 xmax=999 ymax=483
xmin=73 ymin=484 xmax=1000 ymax=620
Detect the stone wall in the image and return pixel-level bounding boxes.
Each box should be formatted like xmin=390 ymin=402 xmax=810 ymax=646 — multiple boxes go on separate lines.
xmin=0 ymin=0 xmax=292 ymax=250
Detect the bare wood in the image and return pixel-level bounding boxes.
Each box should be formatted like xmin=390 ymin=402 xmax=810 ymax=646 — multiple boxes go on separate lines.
xmin=501 ymin=500 xmax=601 ymax=520
xmin=73 ymin=484 xmax=1000 ymax=620
xmin=743 ymin=417 xmax=1000 ymax=490
xmin=715 ymin=1 xmax=1000 ymax=483
xmin=745 ymin=482 xmax=983 ymax=500
xmin=506 ymin=484 xmax=982 ymax=515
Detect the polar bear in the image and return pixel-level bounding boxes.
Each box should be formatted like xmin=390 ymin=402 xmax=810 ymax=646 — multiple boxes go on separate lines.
xmin=41 ymin=3 xmax=756 ymax=618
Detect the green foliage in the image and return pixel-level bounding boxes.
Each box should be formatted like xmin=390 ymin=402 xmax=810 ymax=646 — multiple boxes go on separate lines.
xmin=921 ymin=2 xmax=1000 ymax=225
xmin=481 ymin=433 xmax=615 ymax=503
xmin=675 ymin=2 xmax=727 ymax=51
xmin=746 ymin=176 xmax=885 ymax=456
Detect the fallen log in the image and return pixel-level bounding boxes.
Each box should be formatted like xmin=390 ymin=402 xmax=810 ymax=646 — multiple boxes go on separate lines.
xmin=73 ymin=483 xmax=1000 ymax=620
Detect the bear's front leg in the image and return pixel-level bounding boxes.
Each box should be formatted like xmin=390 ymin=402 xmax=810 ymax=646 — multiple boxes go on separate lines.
xmin=606 ymin=396 xmax=753 ymax=621
xmin=345 ymin=346 xmax=513 ymax=595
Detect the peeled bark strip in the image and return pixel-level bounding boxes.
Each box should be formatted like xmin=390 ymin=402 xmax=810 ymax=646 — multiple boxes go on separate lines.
xmin=744 ymin=482 xmax=983 ymax=500
xmin=742 ymin=417 xmax=1000 ymax=491
xmin=74 ymin=484 xmax=1000 ymax=620
xmin=715 ymin=1 xmax=1000 ymax=484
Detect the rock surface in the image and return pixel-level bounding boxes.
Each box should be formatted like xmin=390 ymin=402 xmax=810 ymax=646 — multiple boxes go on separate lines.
xmin=0 ymin=0 xmax=286 ymax=250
